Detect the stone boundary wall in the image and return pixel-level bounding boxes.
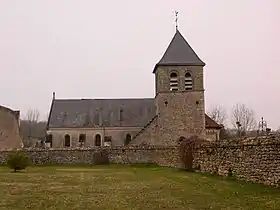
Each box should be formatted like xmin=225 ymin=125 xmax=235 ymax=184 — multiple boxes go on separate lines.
xmin=0 ymin=146 xmax=181 ymax=168
xmin=194 ymin=135 xmax=280 ymax=186
xmin=2 ymin=135 xmax=280 ymax=186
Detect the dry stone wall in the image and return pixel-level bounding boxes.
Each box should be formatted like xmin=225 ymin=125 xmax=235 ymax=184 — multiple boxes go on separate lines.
xmin=0 ymin=146 xmax=180 ymax=168
xmin=1 ymin=135 xmax=280 ymax=187
xmin=194 ymin=135 xmax=280 ymax=186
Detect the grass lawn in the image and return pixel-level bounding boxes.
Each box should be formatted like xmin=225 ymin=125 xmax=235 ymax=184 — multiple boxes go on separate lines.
xmin=0 ymin=165 xmax=279 ymax=210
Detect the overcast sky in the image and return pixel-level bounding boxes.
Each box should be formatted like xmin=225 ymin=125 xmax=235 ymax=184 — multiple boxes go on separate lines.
xmin=0 ymin=0 xmax=279 ymax=129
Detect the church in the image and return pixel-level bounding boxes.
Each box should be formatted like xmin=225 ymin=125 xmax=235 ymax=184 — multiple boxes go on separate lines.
xmin=46 ymin=28 xmax=222 ymax=148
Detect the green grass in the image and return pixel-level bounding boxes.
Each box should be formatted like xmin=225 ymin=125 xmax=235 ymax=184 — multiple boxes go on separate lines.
xmin=0 ymin=165 xmax=279 ymax=210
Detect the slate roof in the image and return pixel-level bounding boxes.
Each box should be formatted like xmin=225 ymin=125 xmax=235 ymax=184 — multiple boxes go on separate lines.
xmin=47 ymin=98 xmax=156 ymax=128
xmin=47 ymin=98 xmax=221 ymax=129
xmin=153 ymin=30 xmax=205 ymax=73
xmin=205 ymin=114 xmax=222 ymax=129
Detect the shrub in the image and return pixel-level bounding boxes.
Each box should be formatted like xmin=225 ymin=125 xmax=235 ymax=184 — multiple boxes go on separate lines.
xmin=7 ymin=151 xmax=30 ymax=172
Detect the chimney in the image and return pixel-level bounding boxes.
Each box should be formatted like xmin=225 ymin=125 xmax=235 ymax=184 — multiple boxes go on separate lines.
xmin=52 ymin=92 xmax=56 ymax=100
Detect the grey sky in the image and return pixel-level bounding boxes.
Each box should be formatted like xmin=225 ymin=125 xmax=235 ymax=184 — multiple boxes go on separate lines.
xmin=0 ymin=0 xmax=279 ymax=129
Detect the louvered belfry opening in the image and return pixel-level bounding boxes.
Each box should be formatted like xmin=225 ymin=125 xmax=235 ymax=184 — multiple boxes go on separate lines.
xmin=185 ymin=72 xmax=193 ymax=90
xmin=170 ymin=72 xmax=178 ymax=91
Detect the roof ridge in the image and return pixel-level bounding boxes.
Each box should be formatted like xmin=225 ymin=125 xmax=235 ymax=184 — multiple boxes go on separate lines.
xmin=54 ymin=98 xmax=155 ymax=101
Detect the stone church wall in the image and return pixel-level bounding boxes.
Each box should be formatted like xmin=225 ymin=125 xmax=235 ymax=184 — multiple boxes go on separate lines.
xmin=129 ymin=116 xmax=158 ymax=145
xmin=48 ymin=127 xmax=142 ymax=148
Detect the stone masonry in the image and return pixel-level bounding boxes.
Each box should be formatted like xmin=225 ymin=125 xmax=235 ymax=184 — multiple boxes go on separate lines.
xmin=154 ymin=66 xmax=205 ymax=145
xmin=2 ymin=135 xmax=280 ymax=186
xmin=0 ymin=146 xmax=180 ymax=168
xmin=194 ymin=135 xmax=280 ymax=186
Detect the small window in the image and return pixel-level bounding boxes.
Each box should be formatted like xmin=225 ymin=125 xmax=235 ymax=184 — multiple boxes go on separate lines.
xmin=125 ymin=134 xmax=132 ymax=145
xmin=95 ymin=134 xmax=101 ymax=146
xmin=120 ymin=108 xmax=123 ymax=122
xmin=79 ymin=134 xmax=86 ymax=142
xmin=79 ymin=134 xmax=86 ymax=147
xmin=185 ymin=72 xmax=193 ymax=90
xmin=170 ymin=72 xmax=178 ymax=91
xmin=104 ymin=136 xmax=112 ymax=142
xmin=46 ymin=134 xmax=53 ymax=147
xmin=64 ymin=134 xmax=71 ymax=147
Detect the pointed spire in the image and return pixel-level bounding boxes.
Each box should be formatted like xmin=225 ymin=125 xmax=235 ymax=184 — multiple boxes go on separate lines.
xmin=153 ymin=30 xmax=205 ymax=73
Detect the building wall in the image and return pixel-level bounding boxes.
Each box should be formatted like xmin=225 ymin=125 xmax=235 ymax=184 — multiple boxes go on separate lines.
xmin=129 ymin=116 xmax=158 ymax=145
xmin=205 ymin=128 xmax=220 ymax=141
xmin=129 ymin=122 xmax=220 ymax=146
xmin=0 ymin=106 xmax=22 ymax=149
xmin=47 ymin=127 xmax=142 ymax=148
xmin=154 ymin=66 xmax=205 ymax=145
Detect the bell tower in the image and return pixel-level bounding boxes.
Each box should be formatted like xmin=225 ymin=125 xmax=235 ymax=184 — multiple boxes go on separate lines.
xmin=153 ymin=29 xmax=206 ymax=145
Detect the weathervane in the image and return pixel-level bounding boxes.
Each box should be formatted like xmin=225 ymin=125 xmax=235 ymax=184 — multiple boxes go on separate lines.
xmin=175 ymin=11 xmax=179 ymax=30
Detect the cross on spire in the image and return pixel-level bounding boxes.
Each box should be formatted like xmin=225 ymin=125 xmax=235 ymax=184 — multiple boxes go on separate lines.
xmin=175 ymin=11 xmax=179 ymax=31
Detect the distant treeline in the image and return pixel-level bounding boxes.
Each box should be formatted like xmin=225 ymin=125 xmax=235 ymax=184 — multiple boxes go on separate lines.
xmin=20 ymin=120 xmax=47 ymax=147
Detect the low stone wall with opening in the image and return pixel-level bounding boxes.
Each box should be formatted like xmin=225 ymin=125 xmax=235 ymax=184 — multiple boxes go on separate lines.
xmin=2 ymin=135 xmax=280 ymax=186
xmin=0 ymin=146 xmax=181 ymax=168
xmin=194 ymin=135 xmax=280 ymax=186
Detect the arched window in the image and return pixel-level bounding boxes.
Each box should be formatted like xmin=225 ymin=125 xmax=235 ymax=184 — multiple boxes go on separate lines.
xmin=185 ymin=72 xmax=193 ymax=90
xmin=170 ymin=72 xmax=178 ymax=91
xmin=125 ymin=134 xmax=132 ymax=145
xmin=64 ymin=134 xmax=71 ymax=147
xmin=95 ymin=134 xmax=101 ymax=146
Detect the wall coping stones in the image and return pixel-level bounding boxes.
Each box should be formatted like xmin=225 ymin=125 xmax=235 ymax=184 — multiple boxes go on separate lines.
xmin=199 ymin=135 xmax=280 ymax=148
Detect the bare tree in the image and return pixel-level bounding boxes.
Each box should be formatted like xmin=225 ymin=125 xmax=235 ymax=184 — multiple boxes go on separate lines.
xmin=207 ymin=105 xmax=227 ymax=125
xmin=231 ymin=103 xmax=257 ymax=133
xmin=26 ymin=108 xmax=40 ymax=124
xmin=23 ymin=109 xmax=41 ymax=144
